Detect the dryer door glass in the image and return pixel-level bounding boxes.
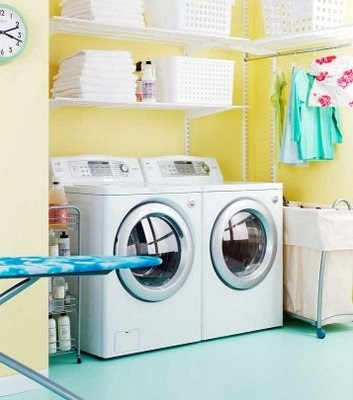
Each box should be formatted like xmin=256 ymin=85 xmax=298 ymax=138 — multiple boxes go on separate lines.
xmin=211 ymin=199 xmax=277 ymax=290
xmin=115 ymin=203 xmax=194 ymax=302
xmin=127 ymin=215 xmax=181 ymax=287
xmin=222 ymin=211 xmax=266 ymax=278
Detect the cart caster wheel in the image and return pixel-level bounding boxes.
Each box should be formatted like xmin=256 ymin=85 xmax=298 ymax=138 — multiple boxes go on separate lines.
xmin=317 ymin=328 xmax=326 ymax=339
xmin=77 ymin=357 xmax=82 ymax=364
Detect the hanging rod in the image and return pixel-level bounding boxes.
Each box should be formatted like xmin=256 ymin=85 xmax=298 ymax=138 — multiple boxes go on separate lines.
xmin=244 ymin=42 xmax=352 ymax=62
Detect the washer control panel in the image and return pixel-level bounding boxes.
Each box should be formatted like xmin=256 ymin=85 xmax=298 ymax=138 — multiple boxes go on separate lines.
xmin=140 ymin=156 xmax=223 ymax=185
xmin=50 ymin=156 xmax=144 ymax=186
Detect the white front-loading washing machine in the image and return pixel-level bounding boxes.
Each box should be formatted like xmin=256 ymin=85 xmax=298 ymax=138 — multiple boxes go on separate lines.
xmin=202 ymin=181 xmax=283 ymax=340
xmin=50 ymin=155 xmax=202 ymax=358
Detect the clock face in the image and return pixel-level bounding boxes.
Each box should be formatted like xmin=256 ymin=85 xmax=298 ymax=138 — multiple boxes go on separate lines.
xmin=0 ymin=4 xmax=28 ymax=64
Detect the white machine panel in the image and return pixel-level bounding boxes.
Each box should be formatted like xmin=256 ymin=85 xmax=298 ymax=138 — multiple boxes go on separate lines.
xmin=140 ymin=156 xmax=223 ymax=185
xmin=50 ymin=155 xmax=144 ymax=186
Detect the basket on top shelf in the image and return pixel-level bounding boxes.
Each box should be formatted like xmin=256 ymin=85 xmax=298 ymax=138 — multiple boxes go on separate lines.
xmin=261 ymin=0 xmax=347 ymax=37
xmin=144 ymin=0 xmax=236 ymax=36
xmin=154 ymin=56 xmax=234 ymax=105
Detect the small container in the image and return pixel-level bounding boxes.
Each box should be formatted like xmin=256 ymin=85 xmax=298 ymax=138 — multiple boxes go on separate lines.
xmin=48 ymin=229 xmax=59 ymax=257
xmin=53 ymin=277 xmax=66 ymax=299
xmin=49 ymin=314 xmax=57 ymax=355
xmin=49 ymin=179 xmax=68 ymax=229
xmin=135 ymin=61 xmax=143 ymax=102
xmin=59 ymin=231 xmax=71 ymax=257
xmin=64 ymin=281 xmax=71 ymax=305
xmin=58 ymin=312 xmax=71 ymax=352
xmin=142 ymin=61 xmax=156 ymax=103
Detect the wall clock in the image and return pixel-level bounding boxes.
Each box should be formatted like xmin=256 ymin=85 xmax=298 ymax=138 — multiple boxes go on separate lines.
xmin=0 ymin=4 xmax=28 ymax=64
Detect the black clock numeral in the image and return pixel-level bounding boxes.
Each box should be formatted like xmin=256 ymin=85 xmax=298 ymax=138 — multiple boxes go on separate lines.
xmin=0 ymin=10 xmax=4 ymax=16
xmin=10 ymin=13 xmax=13 ymax=19
xmin=16 ymin=21 xmax=19 ymax=28
xmin=1 ymin=49 xmax=4 ymax=56
xmin=16 ymin=41 xmax=20 ymax=47
xmin=18 ymin=32 xmax=21 ymax=38
xmin=9 ymin=47 xmax=12 ymax=53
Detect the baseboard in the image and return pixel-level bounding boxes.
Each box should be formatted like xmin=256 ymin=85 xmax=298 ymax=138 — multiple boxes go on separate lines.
xmin=0 ymin=369 xmax=48 ymax=397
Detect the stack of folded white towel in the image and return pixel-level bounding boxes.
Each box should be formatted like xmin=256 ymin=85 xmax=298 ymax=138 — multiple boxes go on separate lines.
xmin=60 ymin=0 xmax=145 ymax=28
xmin=51 ymin=50 xmax=137 ymax=103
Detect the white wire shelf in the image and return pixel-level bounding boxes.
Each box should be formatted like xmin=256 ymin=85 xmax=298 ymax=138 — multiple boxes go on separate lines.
xmin=242 ymin=24 xmax=353 ymax=56
xmin=50 ymin=98 xmax=246 ymax=119
xmin=49 ymin=17 xmax=250 ymax=53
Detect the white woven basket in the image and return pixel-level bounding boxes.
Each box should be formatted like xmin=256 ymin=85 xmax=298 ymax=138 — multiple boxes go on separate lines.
xmin=144 ymin=0 xmax=235 ymax=36
xmin=153 ymin=57 xmax=234 ymax=105
xmin=261 ymin=0 xmax=346 ymax=37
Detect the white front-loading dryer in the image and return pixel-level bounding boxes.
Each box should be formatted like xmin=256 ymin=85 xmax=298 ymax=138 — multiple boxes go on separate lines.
xmin=202 ymin=182 xmax=283 ymax=340
xmin=50 ymin=155 xmax=202 ymax=358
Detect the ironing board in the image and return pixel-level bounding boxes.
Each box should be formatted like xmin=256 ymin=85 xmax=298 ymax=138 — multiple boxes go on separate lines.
xmin=0 ymin=255 xmax=162 ymax=400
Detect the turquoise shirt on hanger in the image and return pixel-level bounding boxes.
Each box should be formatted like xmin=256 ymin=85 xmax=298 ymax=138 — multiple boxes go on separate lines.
xmin=292 ymin=69 xmax=342 ymax=161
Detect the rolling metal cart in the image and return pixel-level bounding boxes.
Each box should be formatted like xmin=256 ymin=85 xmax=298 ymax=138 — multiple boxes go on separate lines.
xmin=284 ymin=199 xmax=353 ymax=339
xmin=49 ymin=205 xmax=82 ymax=363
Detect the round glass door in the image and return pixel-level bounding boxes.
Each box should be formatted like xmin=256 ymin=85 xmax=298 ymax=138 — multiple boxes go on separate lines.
xmin=115 ymin=203 xmax=193 ymax=302
xmin=211 ymin=198 xmax=277 ymax=290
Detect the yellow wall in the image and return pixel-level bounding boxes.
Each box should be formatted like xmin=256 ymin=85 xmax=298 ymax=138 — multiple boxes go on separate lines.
xmin=49 ymin=1 xmax=246 ymax=181
xmin=250 ymin=1 xmax=353 ymax=204
xmin=0 ymin=0 xmax=48 ymax=379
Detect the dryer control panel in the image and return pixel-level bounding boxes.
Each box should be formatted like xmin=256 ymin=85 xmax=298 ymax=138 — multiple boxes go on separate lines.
xmin=140 ymin=156 xmax=223 ymax=185
xmin=50 ymin=156 xmax=144 ymax=186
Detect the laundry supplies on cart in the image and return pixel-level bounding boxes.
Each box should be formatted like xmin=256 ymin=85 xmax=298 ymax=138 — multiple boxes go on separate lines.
xmin=60 ymin=0 xmax=145 ymax=28
xmin=51 ymin=50 xmax=137 ymax=103
xmin=284 ymin=199 xmax=353 ymax=339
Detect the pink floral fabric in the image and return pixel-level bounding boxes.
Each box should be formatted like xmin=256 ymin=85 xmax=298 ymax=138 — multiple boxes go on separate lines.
xmin=309 ymin=55 xmax=353 ymax=108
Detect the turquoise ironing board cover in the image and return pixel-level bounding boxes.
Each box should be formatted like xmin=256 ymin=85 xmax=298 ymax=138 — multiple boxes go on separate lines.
xmin=0 ymin=256 xmax=162 ymax=279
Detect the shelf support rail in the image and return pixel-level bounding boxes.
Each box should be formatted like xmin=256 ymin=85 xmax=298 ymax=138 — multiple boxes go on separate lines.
xmin=244 ymin=42 xmax=352 ymax=62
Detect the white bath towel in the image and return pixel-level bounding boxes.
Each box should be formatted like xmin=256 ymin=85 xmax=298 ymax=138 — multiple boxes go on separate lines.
xmin=62 ymin=14 xmax=145 ymax=27
xmin=54 ymin=75 xmax=136 ymax=87
xmin=52 ymin=81 xmax=136 ymax=93
xmin=59 ymin=50 xmax=133 ymax=63
xmin=54 ymin=69 xmax=136 ymax=82
xmin=61 ymin=0 xmax=143 ymax=8
xmin=52 ymin=92 xmax=137 ymax=103
xmin=62 ymin=5 xmax=144 ymax=18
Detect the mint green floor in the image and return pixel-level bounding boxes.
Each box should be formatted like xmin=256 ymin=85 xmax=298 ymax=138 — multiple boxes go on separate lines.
xmin=5 ymin=319 xmax=353 ymax=400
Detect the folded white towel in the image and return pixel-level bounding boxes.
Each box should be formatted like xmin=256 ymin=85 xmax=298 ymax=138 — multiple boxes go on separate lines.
xmin=61 ymin=0 xmax=143 ymax=8
xmin=62 ymin=5 xmax=144 ymax=17
xmin=54 ymin=68 xmax=137 ymax=81
xmin=63 ymin=14 xmax=145 ymax=27
xmin=59 ymin=50 xmax=133 ymax=63
xmin=52 ymin=92 xmax=137 ymax=103
xmin=52 ymin=81 xmax=136 ymax=93
xmin=62 ymin=11 xmax=145 ymax=22
xmin=58 ymin=61 xmax=134 ymax=72
xmin=54 ymin=75 xmax=136 ymax=87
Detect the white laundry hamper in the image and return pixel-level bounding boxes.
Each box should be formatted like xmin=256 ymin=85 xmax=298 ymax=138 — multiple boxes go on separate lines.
xmin=261 ymin=0 xmax=347 ymax=37
xmin=144 ymin=0 xmax=236 ymax=36
xmin=284 ymin=200 xmax=353 ymax=338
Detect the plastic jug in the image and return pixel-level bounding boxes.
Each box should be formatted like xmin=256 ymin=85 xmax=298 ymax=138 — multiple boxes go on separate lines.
xmin=49 ymin=179 xmax=68 ymax=229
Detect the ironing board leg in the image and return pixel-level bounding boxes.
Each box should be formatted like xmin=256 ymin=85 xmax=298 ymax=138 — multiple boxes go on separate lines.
xmin=0 ymin=352 xmax=83 ymax=400
xmin=316 ymin=251 xmax=326 ymax=339
xmin=0 ymin=278 xmax=39 ymax=306
xmin=0 ymin=277 xmax=83 ymax=399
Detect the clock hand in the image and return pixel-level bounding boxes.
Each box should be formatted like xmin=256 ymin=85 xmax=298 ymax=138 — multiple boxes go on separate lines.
xmin=3 ymin=32 xmax=22 ymax=43
xmin=4 ymin=26 xmax=19 ymax=34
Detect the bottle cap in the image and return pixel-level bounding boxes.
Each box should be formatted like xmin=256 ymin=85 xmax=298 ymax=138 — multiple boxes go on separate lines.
xmin=136 ymin=61 xmax=142 ymax=72
xmin=60 ymin=312 xmax=66 ymax=316
xmin=49 ymin=313 xmax=53 ymax=318
xmin=60 ymin=231 xmax=69 ymax=239
xmin=146 ymin=61 xmax=152 ymax=65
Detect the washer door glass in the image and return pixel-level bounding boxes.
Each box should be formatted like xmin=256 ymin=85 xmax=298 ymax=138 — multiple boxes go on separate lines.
xmin=211 ymin=199 xmax=277 ymax=290
xmin=115 ymin=203 xmax=193 ymax=302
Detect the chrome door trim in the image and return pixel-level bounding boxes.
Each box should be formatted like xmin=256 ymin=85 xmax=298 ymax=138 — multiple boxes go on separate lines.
xmin=211 ymin=198 xmax=277 ymax=290
xmin=116 ymin=202 xmax=194 ymax=302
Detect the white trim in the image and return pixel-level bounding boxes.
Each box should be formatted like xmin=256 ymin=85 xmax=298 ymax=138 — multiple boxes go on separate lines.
xmin=0 ymin=369 xmax=48 ymax=397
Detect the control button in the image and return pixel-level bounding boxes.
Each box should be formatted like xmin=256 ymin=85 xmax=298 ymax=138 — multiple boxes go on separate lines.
xmin=272 ymin=196 xmax=279 ymax=204
xmin=202 ymin=163 xmax=210 ymax=174
xmin=120 ymin=164 xmax=129 ymax=174
xmin=188 ymin=198 xmax=196 ymax=208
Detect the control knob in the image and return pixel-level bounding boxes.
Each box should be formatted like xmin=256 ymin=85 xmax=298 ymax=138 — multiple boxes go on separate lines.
xmin=120 ymin=164 xmax=129 ymax=174
xmin=202 ymin=163 xmax=210 ymax=174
